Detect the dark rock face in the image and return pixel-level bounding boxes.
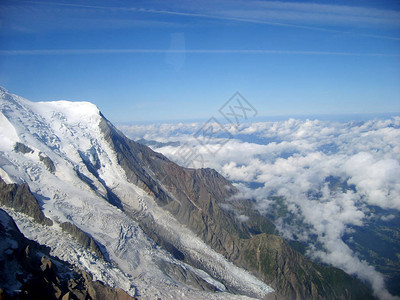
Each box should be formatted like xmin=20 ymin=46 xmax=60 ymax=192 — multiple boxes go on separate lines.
xmin=155 ymin=260 xmax=218 ymax=292
xmin=100 ymin=116 xmax=375 ymax=300
xmin=236 ymin=234 xmax=374 ymax=300
xmin=0 ymin=176 xmax=106 ymax=262
xmin=0 ymin=209 xmax=137 ymax=300
xmin=39 ymin=153 xmax=56 ymax=173
xmin=13 ymin=142 xmax=33 ymax=154
xmin=0 ymin=176 xmax=52 ymax=226
xmin=13 ymin=141 xmax=56 ymax=173
xmin=60 ymin=222 xmax=105 ymax=261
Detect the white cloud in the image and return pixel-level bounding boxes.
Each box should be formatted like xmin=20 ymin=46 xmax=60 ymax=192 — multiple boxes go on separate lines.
xmin=381 ymin=214 xmax=395 ymax=221
xmin=236 ymin=214 xmax=250 ymax=223
xmin=2 ymin=49 xmax=399 ymax=57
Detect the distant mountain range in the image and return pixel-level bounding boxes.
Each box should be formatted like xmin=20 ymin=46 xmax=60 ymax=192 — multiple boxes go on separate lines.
xmin=0 ymin=87 xmax=375 ymax=299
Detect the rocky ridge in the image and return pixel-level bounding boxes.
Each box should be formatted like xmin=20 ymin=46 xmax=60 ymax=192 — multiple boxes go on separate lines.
xmin=0 ymin=208 xmax=135 ymax=300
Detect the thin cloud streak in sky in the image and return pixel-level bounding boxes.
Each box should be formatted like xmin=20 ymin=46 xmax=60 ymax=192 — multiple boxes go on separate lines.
xmin=18 ymin=0 xmax=343 ymax=33
xmin=17 ymin=0 xmax=400 ymax=41
xmin=0 ymin=48 xmax=399 ymax=57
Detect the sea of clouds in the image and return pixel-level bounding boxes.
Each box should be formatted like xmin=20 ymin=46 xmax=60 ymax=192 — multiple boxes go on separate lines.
xmin=119 ymin=117 xmax=400 ymax=299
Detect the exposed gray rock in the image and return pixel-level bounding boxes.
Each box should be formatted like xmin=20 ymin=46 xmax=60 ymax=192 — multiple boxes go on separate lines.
xmin=60 ymin=221 xmax=106 ymax=261
xmin=14 ymin=142 xmax=33 ymax=154
xmin=0 ymin=208 xmax=137 ymax=300
xmin=0 ymin=176 xmax=52 ymax=226
xmin=156 ymin=260 xmax=218 ymax=292
xmin=39 ymin=153 xmax=56 ymax=173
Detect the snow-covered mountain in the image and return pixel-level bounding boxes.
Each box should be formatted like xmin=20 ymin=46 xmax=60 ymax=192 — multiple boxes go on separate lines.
xmin=0 ymin=87 xmax=375 ymax=299
xmin=0 ymin=87 xmax=272 ymax=299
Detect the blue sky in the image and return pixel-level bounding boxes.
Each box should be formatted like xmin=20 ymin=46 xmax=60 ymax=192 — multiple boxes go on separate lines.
xmin=0 ymin=0 xmax=399 ymax=122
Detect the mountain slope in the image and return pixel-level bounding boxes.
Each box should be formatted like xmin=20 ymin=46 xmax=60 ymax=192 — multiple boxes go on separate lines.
xmin=0 ymin=87 xmax=270 ymax=299
xmin=0 ymin=87 xmax=374 ymax=299
xmin=100 ymin=114 xmax=375 ymax=300
xmin=0 ymin=207 xmax=135 ymax=300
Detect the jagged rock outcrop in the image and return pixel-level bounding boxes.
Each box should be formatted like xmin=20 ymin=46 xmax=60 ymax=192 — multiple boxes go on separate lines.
xmin=0 ymin=209 xmax=137 ymax=300
xmin=0 ymin=176 xmax=52 ymax=226
xmin=39 ymin=153 xmax=56 ymax=173
xmin=14 ymin=142 xmax=33 ymax=154
xmin=0 ymin=176 xmax=106 ymax=261
xmin=60 ymin=222 xmax=105 ymax=261
xmin=155 ymin=260 xmax=218 ymax=292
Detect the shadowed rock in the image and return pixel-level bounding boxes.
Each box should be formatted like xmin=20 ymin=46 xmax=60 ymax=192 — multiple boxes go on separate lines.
xmin=0 ymin=208 xmax=137 ymax=300
xmin=39 ymin=153 xmax=56 ymax=173
xmin=0 ymin=176 xmax=52 ymax=226
xmin=60 ymin=221 xmax=106 ymax=261
xmin=14 ymin=142 xmax=33 ymax=154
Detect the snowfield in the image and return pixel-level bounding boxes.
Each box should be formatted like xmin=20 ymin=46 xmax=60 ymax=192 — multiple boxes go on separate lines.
xmin=0 ymin=87 xmax=272 ymax=299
